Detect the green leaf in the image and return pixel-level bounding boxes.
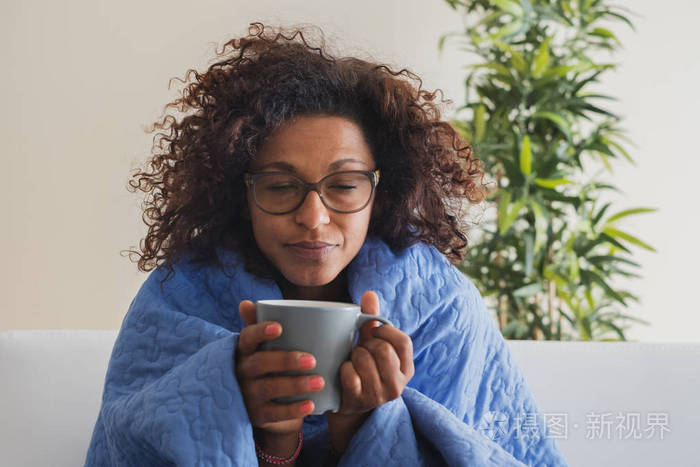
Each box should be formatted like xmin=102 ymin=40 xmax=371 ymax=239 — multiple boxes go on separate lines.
xmin=580 ymin=269 xmax=627 ymax=305
xmin=543 ymin=64 xmax=581 ymax=78
xmin=476 ymin=10 xmax=506 ymax=28
xmin=561 ymin=0 xmax=574 ymax=17
xmin=567 ymin=250 xmax=580 ymax=282
xmin=577 ymin=92 xmax=616 ymax=101
xmin=534 ymin=178 xmax=574 ymax=188
xmin=599 ymin=232 xmax=631 ymax=254
xmin=597 ymin=319 xmax=627 ymax=340
xmin=603 ymin=227 xmax=657 ymax=252
xmin=532 ymin=37 xmax=552 ymax=78
xmin=597 ymin=151 xmax=612 ymax=172
xmin=520 ymin=135 xmax=532 ymax=175
xmin=574 ymin=101 xmax=619 ymax=119
xmin=490 ymin=0 xmax=524 ymax=16
xmin=602 ymin=137 xmax=634 ymax=163
xmin=532 ymin=111 xmax=572 ymax=139
xmin=588 ymin=255 xmax=641 ymax=269
xmin=493 ymin=40 xmax=527 ymax=73
xmin=438 ymin=31 xmax=460 ymax=53
xmin=540 ymin=190 xmax=581 ymax=207
xmin=497 ymin=190 xmax=512 ymax=232
xmin=575 ymin=234 xmax=608 ymax=258
xmin=474 ymin=104 xmax=486 ymax=142
xmin=585 ymin=289 xmax=595 ymax=310
xmin=557 ymin=0 xmax=574 ymax=16
xmin=543 ymin=62 xmax=599 ymax=79
xmin=500 ymin=198 xmax=527 ymax=235
xmin=591 ymin=27 xmax=620 ymax=44
xmin=602 ymin=10 xmax=636 ymax=31
xmin=592 ymin=202 xmax=612 ymax=227
xmin=467 ymin=63 xmax=513 ymax=77
xmin=513 ymin=282 xmax=542 ymax=297
xmin=443 ymin=0 xmax=460 ymax=10
xmin=605 ymin=207 xmax=657 ymax=225
xmin=469 ymin=30 xmax=485 ymax=46
xmin=609 ymin=312 xmax=651 ymax=326
xmin=489 ymin=20 xmax=524 ymax=40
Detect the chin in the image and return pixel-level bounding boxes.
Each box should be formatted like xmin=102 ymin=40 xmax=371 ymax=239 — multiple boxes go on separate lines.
xmin=282 ymin=268 xmax=338 ymax=287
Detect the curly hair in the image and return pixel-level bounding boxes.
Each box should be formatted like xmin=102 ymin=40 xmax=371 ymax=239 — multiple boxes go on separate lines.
xmin=124 ymin=22 xmax=486 ymax=284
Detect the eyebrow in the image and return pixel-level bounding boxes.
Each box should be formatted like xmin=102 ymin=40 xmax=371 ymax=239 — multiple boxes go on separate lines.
xmin=256 ymin=158 xmax=369 ymax=172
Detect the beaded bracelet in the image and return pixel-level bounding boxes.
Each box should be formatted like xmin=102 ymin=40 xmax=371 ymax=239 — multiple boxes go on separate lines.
xmin=255 ymin=431 xmax=303 ymax=465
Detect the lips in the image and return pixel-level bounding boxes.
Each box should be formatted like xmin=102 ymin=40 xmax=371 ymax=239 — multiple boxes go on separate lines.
xmin=286 ymin=241 xmax=337 ymax=259
xmin=290 ymin=241 xmax=335 ymax=248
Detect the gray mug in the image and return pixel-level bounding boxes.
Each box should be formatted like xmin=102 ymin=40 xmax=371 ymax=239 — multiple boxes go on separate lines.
xmin=255 ymin=299 xmax=392 ymax=415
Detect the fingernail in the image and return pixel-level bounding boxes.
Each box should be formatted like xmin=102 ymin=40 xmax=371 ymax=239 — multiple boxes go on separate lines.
xmin=300 ymin=401 xmax=314 ymax=414
xmin=264 ymin=324 xmax=279 ymax=336
xmin=299 ymin=355 xmax=316 ymax=369
xmin=308 ymin=376 xmax=324 ymax=390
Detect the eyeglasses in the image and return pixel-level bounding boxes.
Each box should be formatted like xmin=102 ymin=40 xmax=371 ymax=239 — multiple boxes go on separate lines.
xmin=244 ymin=169 xmax=380 ymax=215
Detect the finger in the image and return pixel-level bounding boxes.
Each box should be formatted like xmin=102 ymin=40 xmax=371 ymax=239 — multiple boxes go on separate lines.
xmin=237 ymin=321 xmax=282 ymax=356
xmin=255 ymin=399 xmax=316 ymax=426
xmin=246 ymin=374 xmax=325 ymax=402
xmin=358 ymin=290 xmax=380 ymax=343
xmin=339 ymin=360 xmax=362 ymax=403
xmin=237 ymin=350 xmax=317 ymax=379
xmin=351 ymin=346 xmax=383 ymax=403
xmin=371 ymin=325 xmax=415 ymax=377
xmin=360 ymin=337 xmax=402 ymax=386
xmin=239 ymin=300 xmax=257 ymax=326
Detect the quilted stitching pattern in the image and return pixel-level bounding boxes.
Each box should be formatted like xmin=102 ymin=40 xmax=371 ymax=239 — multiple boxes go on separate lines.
xmin=85 ymin=237 xmax=568 ymax=466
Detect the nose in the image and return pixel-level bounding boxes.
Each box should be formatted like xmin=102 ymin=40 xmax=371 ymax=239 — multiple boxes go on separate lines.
xmin=294 ymin=190 xmax=330 ymax=229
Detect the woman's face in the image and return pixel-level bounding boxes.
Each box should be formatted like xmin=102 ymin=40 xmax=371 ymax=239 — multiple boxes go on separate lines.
xmin=247 ymin=114 xmax=376 ymax=290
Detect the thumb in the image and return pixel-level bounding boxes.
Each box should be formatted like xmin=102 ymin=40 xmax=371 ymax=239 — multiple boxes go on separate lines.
xmin=238 ymin=300 xmax=257 ymax=326
xmin=358 ymin=290 xmax=380 ymax=343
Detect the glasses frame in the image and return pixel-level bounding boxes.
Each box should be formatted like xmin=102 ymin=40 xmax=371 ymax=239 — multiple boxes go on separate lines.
xmin=244 ymin=169 xmax=381 ymax=215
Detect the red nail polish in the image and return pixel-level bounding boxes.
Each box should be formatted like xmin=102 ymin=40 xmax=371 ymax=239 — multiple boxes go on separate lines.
xmin=264 ymin=324 xmax=278 ymax=336
xmin=299 ymin=355 xmax=315 ymax=369
xmin=308 ymin=376 xmax=324 ymax=390
xmin=300 ymin=401 xmax=314 ymax=414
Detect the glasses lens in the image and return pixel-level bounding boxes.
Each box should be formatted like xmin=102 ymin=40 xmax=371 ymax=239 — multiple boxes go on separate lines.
xmin=254 ymin=173 xmax=305 ymax=213
xmin=320 ymin=172 xmax=373 ymax=212
xmin=252 ymin=171 xmax=374 ymax=213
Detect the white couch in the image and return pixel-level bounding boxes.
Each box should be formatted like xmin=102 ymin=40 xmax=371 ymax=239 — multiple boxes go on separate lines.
xmin=1 ymin=330 xmax=698 ymax=467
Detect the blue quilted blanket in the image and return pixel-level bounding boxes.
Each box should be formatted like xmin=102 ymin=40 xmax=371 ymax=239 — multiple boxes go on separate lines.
xmin=86 ymin=237 xmax=568 ymax=466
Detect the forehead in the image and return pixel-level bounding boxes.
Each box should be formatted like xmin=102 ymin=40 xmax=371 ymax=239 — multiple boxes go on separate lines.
xmin=251 ymin=115 xmax=375 ymax=172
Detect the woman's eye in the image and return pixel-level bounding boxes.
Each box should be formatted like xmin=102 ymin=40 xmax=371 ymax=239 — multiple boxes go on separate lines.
xmin=265 ymin=184 xmax=298 ymax=192
xmin=328 ymin=184 xmax=357 ymax=191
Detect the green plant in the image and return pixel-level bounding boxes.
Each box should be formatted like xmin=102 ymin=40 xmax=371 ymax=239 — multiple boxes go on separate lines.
xmin=441 ymin=0 xmax=655 ymax=341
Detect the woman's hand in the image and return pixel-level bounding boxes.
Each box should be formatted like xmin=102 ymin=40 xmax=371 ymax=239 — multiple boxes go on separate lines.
xmin=235 ymin=300 xmax=324 ymax=437
xmin=334 ymin=291 xmax=415 ymax=415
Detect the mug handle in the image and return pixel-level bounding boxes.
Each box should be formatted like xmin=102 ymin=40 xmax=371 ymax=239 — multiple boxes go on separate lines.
xmin=355 ymin=314 xmax=392 ymax=330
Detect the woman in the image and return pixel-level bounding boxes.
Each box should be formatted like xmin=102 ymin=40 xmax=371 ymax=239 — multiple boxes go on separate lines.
xmin=86 ymin=22 xmax=568 ymax=466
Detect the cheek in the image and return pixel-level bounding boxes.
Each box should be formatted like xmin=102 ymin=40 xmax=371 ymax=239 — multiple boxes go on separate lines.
xmin=343 ymin=211 xmax=372 ymax=244
xmin=248 ymin=208 xmax=276 ymax=248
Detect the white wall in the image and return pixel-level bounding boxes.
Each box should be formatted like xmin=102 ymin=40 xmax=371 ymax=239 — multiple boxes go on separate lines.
xmin=2 ymin=0 xmax=697 ymax=342
xmin=591 ymin=2 xmax=700 ymax=342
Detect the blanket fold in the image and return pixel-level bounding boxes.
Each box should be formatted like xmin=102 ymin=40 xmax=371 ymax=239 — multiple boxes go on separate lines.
xmin=86 ymin=237 xmax=568 ymax=466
